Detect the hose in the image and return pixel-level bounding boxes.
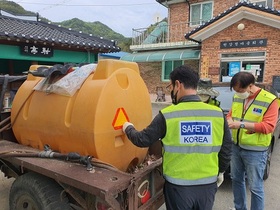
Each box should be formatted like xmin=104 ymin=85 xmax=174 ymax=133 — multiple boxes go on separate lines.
xmin=0 ymin=116 xmax=10 ymax=127
xmin=0 ymin=149 xmax=162 ymax=176
xmin=0 ymin=123 xmax=11 ymax=133
xmin=89 ymin=158 xmax=128 ymax=176
xmin=0 ymin=116 xmax=11 ymax=133
xmin=0 ymin=149 xmax=128 ymax=175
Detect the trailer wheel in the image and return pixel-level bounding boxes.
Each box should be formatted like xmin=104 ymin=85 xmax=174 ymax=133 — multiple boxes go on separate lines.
xmin=9 ymin=172 xmax=71 ymax=210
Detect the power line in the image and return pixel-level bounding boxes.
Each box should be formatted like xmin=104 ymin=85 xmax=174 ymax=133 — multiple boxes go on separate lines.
xmin=36 ymin=0 xmax=70 ymax=13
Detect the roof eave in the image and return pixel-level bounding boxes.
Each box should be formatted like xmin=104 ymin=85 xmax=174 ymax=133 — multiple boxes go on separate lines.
xmin=187 ymin=6 xmax=280 ymax=42
xmin=156 ymin=0 xmax=186 ymax=8
xmin=0 ymin=36 xmax=120 ymax=53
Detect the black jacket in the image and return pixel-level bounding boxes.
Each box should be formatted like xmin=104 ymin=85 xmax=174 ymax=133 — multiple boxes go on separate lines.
xmin=125 ymin=95 xmax=232 ymax=173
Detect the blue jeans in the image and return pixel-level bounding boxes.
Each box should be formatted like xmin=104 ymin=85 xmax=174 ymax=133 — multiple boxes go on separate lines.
xmin=231 ymin=144 xmax=267 ymax=210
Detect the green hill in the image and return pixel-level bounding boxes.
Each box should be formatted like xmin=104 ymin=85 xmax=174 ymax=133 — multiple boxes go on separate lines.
xmin=0 ymin=0 xmax=132 ymax=51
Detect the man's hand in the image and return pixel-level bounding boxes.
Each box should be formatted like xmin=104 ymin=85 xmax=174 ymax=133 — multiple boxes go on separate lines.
xmin=226 ymin=117 xmax=234 ymax=125
xmin=228 ymin=121 xmax=242 ymax=129
xmin=217 ymin=172 xmax=225 ymax=187
xmin=122 ymin=122 xmax=134 ymax=133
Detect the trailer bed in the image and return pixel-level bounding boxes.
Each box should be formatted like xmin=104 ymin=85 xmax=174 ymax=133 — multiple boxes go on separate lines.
xmin=0 ymin=140 xmax=164 ymax=210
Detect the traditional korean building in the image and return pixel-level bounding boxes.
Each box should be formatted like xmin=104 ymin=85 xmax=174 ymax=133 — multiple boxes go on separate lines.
xmin=0 ymin=10 xmax=120 ymax=75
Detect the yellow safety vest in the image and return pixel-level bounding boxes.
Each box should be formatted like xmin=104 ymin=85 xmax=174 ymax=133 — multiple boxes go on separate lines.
xmin=208 ymin=98 xmax=220 ymax=107
xmin=231 ymin=89 xmax=276 ymax=151
xmin=161 ymin=101 xmax=224 ymax=186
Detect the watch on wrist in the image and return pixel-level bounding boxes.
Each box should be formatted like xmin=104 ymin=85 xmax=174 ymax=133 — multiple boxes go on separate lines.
xmin=240 ymin=123 xmax=245 ymax=129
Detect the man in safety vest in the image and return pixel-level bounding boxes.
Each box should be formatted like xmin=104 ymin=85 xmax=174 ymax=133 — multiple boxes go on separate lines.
xmin=197 ymin=78 xmax=221 ymax=107
xmin=122 ymin=65 xmax=232 ymax=210
xmin=227 ymin=72 xmax=279 ymax=210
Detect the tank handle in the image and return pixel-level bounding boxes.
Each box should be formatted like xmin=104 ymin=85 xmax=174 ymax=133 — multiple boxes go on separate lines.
xmin=92 ymin=59 xmax=139 ymax=80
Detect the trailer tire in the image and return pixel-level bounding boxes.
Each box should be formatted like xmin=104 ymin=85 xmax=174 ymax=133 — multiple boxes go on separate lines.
xmin=9 ymin=172 xmax=71 ymax=210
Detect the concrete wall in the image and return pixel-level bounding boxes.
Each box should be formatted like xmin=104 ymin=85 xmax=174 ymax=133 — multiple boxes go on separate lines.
xmin=138 ymin=60 xmax=200 ymax=94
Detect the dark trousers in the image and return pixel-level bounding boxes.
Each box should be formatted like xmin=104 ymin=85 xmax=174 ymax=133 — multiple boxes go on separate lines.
xmin=164 ymin=181 xmax=217 ymax=210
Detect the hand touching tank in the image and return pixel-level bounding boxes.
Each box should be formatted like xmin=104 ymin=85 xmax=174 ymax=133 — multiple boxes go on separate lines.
xmin=122 ymin=122 xmax=134 ymax=133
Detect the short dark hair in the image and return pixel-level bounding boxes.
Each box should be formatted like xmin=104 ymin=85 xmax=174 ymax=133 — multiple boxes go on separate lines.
xmin=169 ymin=65 xmax=199 ymax=89
xmin=230 ymin=72 xmax=255 ymax=90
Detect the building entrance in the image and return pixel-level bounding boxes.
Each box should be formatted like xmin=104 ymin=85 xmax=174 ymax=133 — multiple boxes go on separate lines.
xmin=220 ymin=52 xmax=265 ymax=83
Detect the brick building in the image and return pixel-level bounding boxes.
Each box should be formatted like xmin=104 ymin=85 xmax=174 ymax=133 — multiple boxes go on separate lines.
xmin=121 ymin=0 xmax=280 ymax=94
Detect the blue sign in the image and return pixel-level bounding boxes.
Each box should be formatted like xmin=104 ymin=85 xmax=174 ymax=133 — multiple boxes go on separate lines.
xmin=180 ymin=121 xmax=212 ymax=144
xmin=229 ymin=62 xmax=240 ymax=77
xmin=181 ymin=122 xmax=211 ymax=135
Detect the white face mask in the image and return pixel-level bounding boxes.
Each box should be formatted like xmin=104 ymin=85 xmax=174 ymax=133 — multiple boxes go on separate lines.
xmin=236 ymin=91 xmax=250 ymax=99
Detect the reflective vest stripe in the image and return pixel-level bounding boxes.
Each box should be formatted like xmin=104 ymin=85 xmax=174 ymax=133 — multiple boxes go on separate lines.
xmin=164 ymin=145 xmax=221 ymax=153
xmin=161 ymin=102 xmax=224 ymax=186
xmin=164 ymin=174 xmax=217 ymax=186
xmin=239 ymin=144 xmax=268 ymax=151
xmin=233 ymin=98 xmax=272 ymax=108
xmin=231 ymin=89 xmax=275 ymax=151
xmin=163 ymin=109 xmax=223 ymax=119
xmin=253 ymin=100 xmax=272 ymax=108
xmin=233 ymin=98 xmax=243 ymax=103
xmin=232 ymin=117 xmax=255 ymax=123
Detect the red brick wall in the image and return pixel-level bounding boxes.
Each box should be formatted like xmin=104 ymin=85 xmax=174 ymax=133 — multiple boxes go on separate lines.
xmin=201 ymin=19 xmax=280 ymax=83
xmin=169 ymin=3 xmax=189 ymax=42
xmin=168 ymin=0 xmax=240 ymax=36
xmin=212 ymin=0 xmax=239 ymax=16
xmin=169 ymin=3 xmax=189 ymax=24
xmin=188 ymin=0 xmax=239 ymax=16
xmin=146 ymin=1 xmax=280 ymax=88
xmin=165 ymin=1 xmax=280 ymax=85
xmin=274 ymin=1 xmax=280 ymax=8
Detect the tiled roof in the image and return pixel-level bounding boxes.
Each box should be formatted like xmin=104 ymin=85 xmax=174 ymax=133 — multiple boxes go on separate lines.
xmin=99 ymin=51 xmax=129 ymax=58
xmin=0 ymin=14 xmax=121 ymax=53
xmin=185 ymin=0 xmax=280 ymax=40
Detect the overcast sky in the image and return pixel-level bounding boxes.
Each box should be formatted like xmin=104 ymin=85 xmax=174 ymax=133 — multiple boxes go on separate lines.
xmin=15 ymin=0 xmax=168 ymax=37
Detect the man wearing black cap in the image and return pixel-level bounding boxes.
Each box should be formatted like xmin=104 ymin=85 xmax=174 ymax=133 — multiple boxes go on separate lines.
xmin=122 ymin=65 xmax=232 ymax=210
xmin=197 ymin=78 xmax=221 ymax=107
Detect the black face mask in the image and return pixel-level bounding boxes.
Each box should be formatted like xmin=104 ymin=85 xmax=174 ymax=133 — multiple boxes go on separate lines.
xmin=171 ymin=89 xmax=178 ymax=105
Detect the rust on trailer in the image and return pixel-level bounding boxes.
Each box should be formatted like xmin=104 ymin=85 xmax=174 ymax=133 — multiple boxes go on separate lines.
xmin=0 ymin=140 xmax=130 ymax=194
xmin=0 ymin=140 xmax=164 ymax=209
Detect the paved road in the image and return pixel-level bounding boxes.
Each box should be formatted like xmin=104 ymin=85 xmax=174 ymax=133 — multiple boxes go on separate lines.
xmin=1 ymin=140 xmax=280 ymax=210
xmin=155 ymin=101 xmax=280 ymax=209
xmin=158 ymin=137 xmax=280 ymax=210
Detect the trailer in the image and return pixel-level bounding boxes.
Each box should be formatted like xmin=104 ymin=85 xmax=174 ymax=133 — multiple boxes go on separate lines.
xmin=0 ymin=60 xmax=165 ymax=210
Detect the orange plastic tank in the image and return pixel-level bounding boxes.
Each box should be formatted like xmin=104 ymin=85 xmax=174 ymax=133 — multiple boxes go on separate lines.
xmin=11 ymin=59 xmax=152 ymax=172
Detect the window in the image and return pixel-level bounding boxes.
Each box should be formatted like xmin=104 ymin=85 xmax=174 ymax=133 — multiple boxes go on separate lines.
xmin=190 ymin=1 xmax=213 ymax=26
xmin=246 ymin=0 xmax=273 ymax=7
xmin=162 ymin=60 xmax=183 ymax=81
xmin=220 ymin=52 xmax=266 ymax=83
